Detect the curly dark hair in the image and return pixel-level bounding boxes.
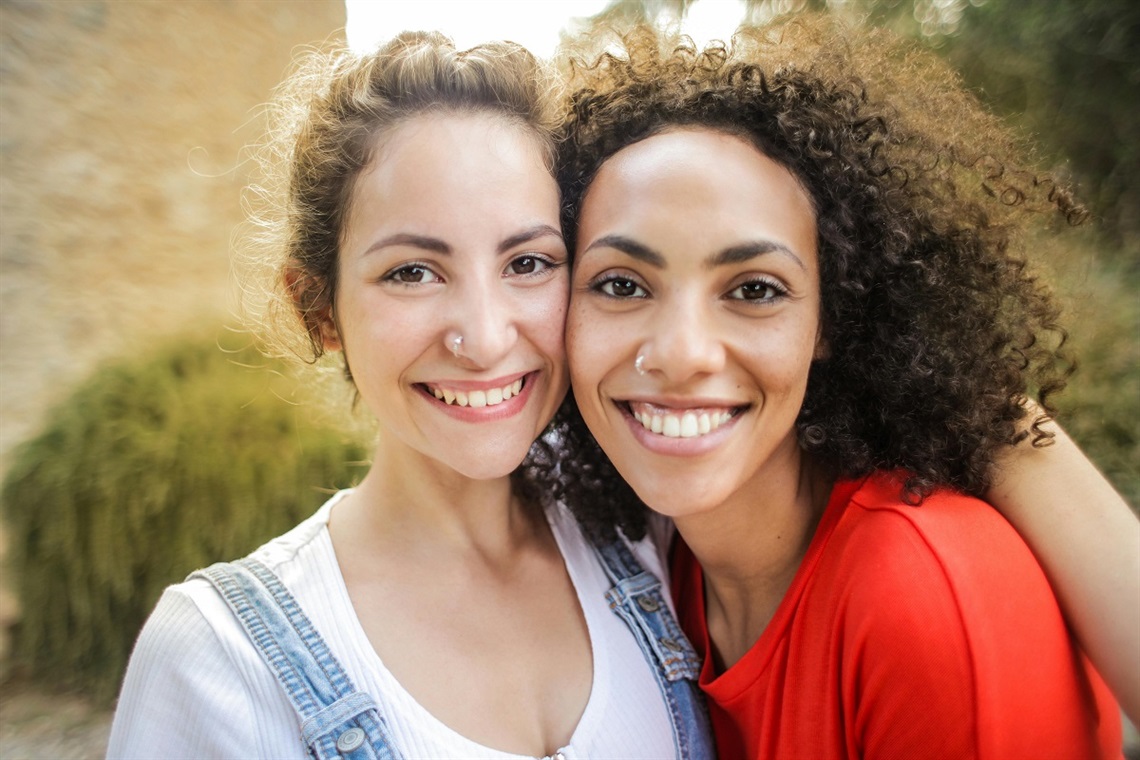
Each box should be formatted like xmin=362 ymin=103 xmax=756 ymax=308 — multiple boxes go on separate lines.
xmin=544 ymin=17 xmax=1081 ymax=541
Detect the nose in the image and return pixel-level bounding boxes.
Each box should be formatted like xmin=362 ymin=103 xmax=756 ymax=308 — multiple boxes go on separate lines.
xmin=639 ymin=295 xmax=725 ymax=383
xmin=447 ymin=277 xmax=519 ymax=369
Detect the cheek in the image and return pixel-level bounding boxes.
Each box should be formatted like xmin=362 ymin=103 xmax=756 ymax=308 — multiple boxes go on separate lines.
xmin=565 ymin=301 xmax=597 ymax=381
xmin=337 ymin=289 xmax=431 ymax=367
xmin=526 ymin=281 xmax=570 ymax=363
xmin=566 ymin=302 xmax=629 ymax=406
xmin=748 ymin=318 xmax=821 ymax=393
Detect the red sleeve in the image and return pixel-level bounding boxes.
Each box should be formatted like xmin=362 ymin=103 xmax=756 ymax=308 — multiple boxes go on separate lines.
xmin=834 ymin=491 xmax=1120 ymax=760
xmin=834 ymin=509 xmax=977 ymax=758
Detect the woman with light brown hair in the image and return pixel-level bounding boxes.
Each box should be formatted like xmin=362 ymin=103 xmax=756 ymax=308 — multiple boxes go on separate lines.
xmin=108 ymin=31 xmax=713 ymax=759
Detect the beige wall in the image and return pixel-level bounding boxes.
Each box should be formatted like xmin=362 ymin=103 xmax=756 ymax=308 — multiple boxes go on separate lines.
xmin=0 ymin=0 xmax=346 ymax=659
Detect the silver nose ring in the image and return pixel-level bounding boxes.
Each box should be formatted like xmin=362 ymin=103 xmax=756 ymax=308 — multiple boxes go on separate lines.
xmin=449 ymin=335 xmax=464 ymax=358
xmin=635 ymin=354 xmax=647 ymax=375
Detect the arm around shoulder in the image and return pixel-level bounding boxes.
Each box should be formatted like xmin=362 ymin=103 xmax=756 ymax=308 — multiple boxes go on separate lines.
xmin=986 ymin=419 xmax=1140 ymax=725
xmin=836 ymin=499 xmax=1120 ymax=759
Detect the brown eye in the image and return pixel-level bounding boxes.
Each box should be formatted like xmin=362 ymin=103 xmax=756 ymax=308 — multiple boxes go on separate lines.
xmin=506 ymin=255 xmax=558 ymax=278
xmin=382 ymin=264 xmax=442 ymax=286
xmin=611 ymin=279 xmax=637 ymax=296
xmin=728 ymin=278 xmax=786 ymax=302
xmin=741 ymin=282 xmax=772 ymax=299
xmin=396 ymin=266 xmax=427 ymax=283
xmin=596 ymin=277 xmax=647 ymax=299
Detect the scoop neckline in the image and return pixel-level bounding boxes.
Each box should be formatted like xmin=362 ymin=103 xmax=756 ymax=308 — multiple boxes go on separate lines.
xmin=321 ymin=491 xmax=607 ymax=759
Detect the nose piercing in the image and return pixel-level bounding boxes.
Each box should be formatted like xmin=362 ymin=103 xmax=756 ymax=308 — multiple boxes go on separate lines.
xmin=635 ymin=353 xmax=647 ymax=375
xmin=449 ymin=334 xmax=465 ymax=358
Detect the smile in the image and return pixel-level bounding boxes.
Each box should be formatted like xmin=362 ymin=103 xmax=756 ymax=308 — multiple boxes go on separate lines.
xmin=426 ymin=377 xmax=525 ymax=408
xmin=627 ymin=401 xmax=739 ymax=439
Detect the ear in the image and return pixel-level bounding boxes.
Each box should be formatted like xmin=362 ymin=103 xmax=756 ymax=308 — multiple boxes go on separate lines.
xmin=283 ymin=267 xmax=341 ymax=352
xmin=315 ymin=308 xmax=342 ymax=352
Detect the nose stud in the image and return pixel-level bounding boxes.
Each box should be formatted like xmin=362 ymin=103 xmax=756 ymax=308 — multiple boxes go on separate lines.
xmin=635 ymin=353 xmax=647 ymax=376
xmin=448 ymin=334 xmax=465 ymax=358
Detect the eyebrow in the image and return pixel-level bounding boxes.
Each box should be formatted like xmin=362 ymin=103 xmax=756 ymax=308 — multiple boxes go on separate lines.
xmin=709 ymin=241 xmax=806 ymax=272
xmin=582 ymin=234 xmax=805 ymax=271
xmin=364 ymin=233 xmax=450 ymax=257
xmin=362 ymin=224 xmax=563 ymax=258
xmin=497 ymin=224 xmax=564 ymax=254
xmin=582 ymin=235 xmax=666 ymax=267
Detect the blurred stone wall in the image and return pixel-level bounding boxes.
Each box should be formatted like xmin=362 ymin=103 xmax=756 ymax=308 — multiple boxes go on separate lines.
xmin=0 ymin=0 xmax=346 ymax=662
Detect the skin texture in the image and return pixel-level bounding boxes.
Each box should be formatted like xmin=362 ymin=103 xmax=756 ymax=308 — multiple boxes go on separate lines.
xmin=986 ymin=422 xmax=1140 ymax=725
xmin=321 ymin=113 xmax=593 ymax=755
xmin=327 ymin=114 xmax=570 ymax=482
xmin=568 ymin=128 xmax=833 ymax=661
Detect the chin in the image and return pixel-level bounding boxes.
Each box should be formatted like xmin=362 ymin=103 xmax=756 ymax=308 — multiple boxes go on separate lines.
xmin=448 ymin=445 xmax=535 ymax=482
xmin=624 ymin=477 xmax=727 ymax=521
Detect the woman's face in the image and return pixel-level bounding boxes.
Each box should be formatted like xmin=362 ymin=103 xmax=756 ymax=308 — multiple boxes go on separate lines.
xmin=567 ymin=128 xmax=823 ymax=519
xmin=331 ymin=113 xmax=569 ymax=481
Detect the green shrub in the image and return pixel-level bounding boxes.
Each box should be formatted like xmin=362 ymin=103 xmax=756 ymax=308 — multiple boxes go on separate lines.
xmin=1 ymin=333 xmax=369 ymax=703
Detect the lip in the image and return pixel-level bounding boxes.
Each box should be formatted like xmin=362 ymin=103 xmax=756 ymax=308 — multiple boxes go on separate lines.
xmin=615 ymin=396 xmax=747 ymax=456
xmin=422 ymin=371 xmax=530 ymax=393
xmin=417 ymin=371 xmax=538 ymax=422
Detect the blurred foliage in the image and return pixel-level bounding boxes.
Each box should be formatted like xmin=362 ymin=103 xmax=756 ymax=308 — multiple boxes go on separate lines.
xmin=930 ymin=0 xmax=1138 ymax=253
xmin=784 ymin=0 xmax=1139 ymax=502
xmin=593 ymin=0 xmax=1140 ymax=251
xmin=1048 ymin=234 xmax=1140 ymax=507
xmin=0 ymin=334 xmax=369 ymax=703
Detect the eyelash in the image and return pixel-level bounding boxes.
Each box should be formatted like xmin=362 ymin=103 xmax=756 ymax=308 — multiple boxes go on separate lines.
xmin=381 ymin=262 xmax=441 ymax=286
xmin=588 ymin=274 xmax=789 ymax=303
xmin=591 ymin=274 xmax=647 ymax=299
xmin=505 ymin=253 xmax=563 ymax=279
xmin=726 ymin=277 xmax=789 ymax=303
xmin=380 ymin=253 xmax=562 ymax=287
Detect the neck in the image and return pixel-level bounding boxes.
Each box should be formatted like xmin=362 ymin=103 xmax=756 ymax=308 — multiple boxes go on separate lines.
xmin=675 ymin=446 xmax=832 ymax=670
xmin=330 ymin=435 xmax=544 ymax=567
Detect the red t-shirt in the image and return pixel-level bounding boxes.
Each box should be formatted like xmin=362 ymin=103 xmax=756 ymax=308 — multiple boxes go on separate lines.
xmin=671 ymin=472 xmax=1122 ymax=760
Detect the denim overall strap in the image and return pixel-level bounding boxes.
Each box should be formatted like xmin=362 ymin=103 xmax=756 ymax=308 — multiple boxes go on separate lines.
xmin=192 ymin=559 xmax=404 ymax=760
xmin=590 ymin=538 xmax=715 ymax=760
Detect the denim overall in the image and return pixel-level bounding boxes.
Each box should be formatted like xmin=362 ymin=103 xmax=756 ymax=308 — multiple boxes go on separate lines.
xmin=194 ymin=536 xmax=715 ymax=759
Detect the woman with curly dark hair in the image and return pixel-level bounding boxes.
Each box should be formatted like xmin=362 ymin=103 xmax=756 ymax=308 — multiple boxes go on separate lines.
xmin=554 ymin=17 xmax=1127 ymax=758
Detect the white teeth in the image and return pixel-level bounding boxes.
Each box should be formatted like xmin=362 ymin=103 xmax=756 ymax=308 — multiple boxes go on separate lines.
xmin=680 ymin=413 xmax=699 ymax=438
xmin=428 ymin=378 xmax=524 ymax=408
xmin=632 ymin=406 xmax=735 ymax=438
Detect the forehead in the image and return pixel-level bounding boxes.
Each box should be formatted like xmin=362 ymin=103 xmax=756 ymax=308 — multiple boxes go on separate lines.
xmin=343 ymin=112 xmax=559 ymax=244
xmin=579 ymin=128 xmax=818 ymax=260
xmin=368 ymin=112 xmax=551 ymax=188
